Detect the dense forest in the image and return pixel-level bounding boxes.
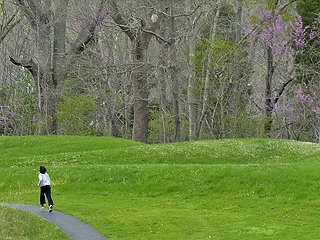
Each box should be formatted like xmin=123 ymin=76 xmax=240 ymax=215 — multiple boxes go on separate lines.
xmin=0 ymin=0 xmax=319 ymax=143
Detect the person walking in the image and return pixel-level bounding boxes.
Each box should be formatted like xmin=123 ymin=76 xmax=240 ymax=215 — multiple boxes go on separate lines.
xmin=38 ymin=166 xmax=54 ymax=213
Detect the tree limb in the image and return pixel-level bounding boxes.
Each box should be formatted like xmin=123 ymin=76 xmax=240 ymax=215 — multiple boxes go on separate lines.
xmin=279 ymin=0 xmax=299 ymax=12
xmin=9 ymin=56 xmax=39 ymax=80
xmin=173 ymin=4 xmax=202 ymax=19
xmin=0 ymin=10 xmax=21 ymax=44
xmin=140 ymin=3 xmax=202 ymax=19
xmin=71 ymin=0 xmax=107 ymax=54
xmin=108 ymin=0 xmax=136 ymax=41
xmin=141 ymin=28 xmax=171 ymax=45
xmin=9 ymin=56 xmax=34 ymax=68
xmin=274 ymin=78 xmax=295 ymax=105
xmin=15 ymin=0 xmax=48 ymax=28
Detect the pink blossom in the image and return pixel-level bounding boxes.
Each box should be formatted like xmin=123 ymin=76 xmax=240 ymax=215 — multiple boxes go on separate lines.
xmin=249 ymin=7 xmax=310 ymax=56
xmin=297 ymin=86 xmax=320 ymax=115
xmin=291 ymin=15 xmax=309 ymax=48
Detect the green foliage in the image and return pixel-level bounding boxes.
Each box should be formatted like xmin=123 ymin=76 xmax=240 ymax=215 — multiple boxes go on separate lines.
xmin=229 ymin=114 xmax=265 ymax=138
xmin=294 ymin=14 xmax=320 ymax=84
xmin=16 ymin=70 xmax=37 ymax=134
xmin=148 ymin=109 xmax=174 ymax=144
xmin=1 ymin=136 xmax=320 ymax=239
xmin=243 ymin=0 xmax=260 ymax=10
xmin=58 ymin=82 xmax=95 ymax=135
xmin=0 ymin=70 xmax=37 ymax=135
xmin=192 ymin=36 xmax=235 ymax=105
xmin=294 ymin=41 xmax=320 ymax=84
xmin=294 ymin=0 xmax=320 ymax=84
xmin=243 ymin=0 xmax=279 ymax=11
xmin=148 ymin=108 xmax=190 ymax=144
xmin=265 ymin=0 xmax=280 ymax=10
xmin=297 ymin=0 xmax=320 ymax=26
xmin=194 ymin=36 xmax=234 ymax=75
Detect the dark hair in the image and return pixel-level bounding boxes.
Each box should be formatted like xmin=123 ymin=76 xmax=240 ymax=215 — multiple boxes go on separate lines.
xmin=40 ymin=166 xmax=47 ymax=174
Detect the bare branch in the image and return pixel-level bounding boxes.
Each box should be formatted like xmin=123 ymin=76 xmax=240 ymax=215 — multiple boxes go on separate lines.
xmin=279 ymin=0 xmax=299 ymax=12
xmin=173 ymin=4 xmax=202 ymax=19
xmin=71 ymin=0 xmax=106 ymax=54
xmin=0 ymin=9 xmax=21 ymax=44
xmin=139 ymin=3 xmax=202 ymax=19
xmin=141 ymin=28 xmax=171 ymax=45
xmin=274 ymin=78 xmax=295 ymax=105
xmin=15 ymin=0 xmax=46 ymax=28
xmin=0 ymin=18 xmax=21 ymax=43
xmin=108 ymin=0 xmax=136 ymax=41
xmin=9 ymin=56 xmax=39 ymax=79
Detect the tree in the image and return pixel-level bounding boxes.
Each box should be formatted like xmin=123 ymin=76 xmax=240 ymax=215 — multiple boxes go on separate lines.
xmin=107 ymin=0 xmax=161 ymax=143
xmin=156 ymin=1 xmax=181 ymax=142
xmin=185 ymin=0 xmax=203 ymax=140
xmin=197 ymin=0 xmax=222 ymax=139
xmin=249 ymin=4 xmax=310 ymax=137
xmin=0 ymin=0 xmax=21 ymax=44
xmin=10 ymin=0 xmax=67 ymax=134
xmin=10 ymin=0 xmax=107 ymax=135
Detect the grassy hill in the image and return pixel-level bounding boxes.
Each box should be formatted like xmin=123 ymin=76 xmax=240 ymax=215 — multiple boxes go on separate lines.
xmin=0 ymin=205 xmax=72 ymax=239
xmin=1 ymin=136 xmax=320 ymax=239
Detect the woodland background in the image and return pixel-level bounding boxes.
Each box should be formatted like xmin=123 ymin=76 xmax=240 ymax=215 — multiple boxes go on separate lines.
xmin=0 ymin=0 xmax=319 ymax=143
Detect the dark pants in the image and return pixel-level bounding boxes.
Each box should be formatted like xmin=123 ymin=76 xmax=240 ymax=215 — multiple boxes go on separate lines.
xmin=40 ymin=185 xmax=53 ymax=206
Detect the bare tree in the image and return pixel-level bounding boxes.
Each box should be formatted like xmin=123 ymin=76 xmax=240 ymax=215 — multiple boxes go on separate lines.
xmin=10 ymin=0 xmax=107 ymax=135
xmin=10 ymin=0 xmax=58 ymax=134
xmin=197 ymin=0 xmax=221 ymax=139
xmin=107 ymin=0 xmax=161 ymax=143
xmin=160 ymin=2 xmax=181 ymax=142
xmin=0 ymin=1 xmax=21 ymax=44
xmin=185 ymin=0 xmax=202 ymax=140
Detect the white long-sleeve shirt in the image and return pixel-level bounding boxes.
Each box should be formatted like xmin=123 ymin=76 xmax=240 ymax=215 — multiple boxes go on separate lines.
xmin=38 ymin=173 xmax=51 ymax=186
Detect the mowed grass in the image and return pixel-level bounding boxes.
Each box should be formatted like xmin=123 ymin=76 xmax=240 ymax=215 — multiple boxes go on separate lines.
xmin=1 ymin=136 xmax=320 ymax=239
xmin=0 ymin=205 xmax=72 ymax=239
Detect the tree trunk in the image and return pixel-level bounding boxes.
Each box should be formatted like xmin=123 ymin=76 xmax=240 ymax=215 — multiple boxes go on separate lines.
xmin=108 ymin=0 xmax=160 ymax=143
xmin=171 ymin=62 xmax=181 ymax=142
xmin=49 ymin=0 xmax=68 ymax=134
xmin=52 ymin=0 xmax=68 ymax=102
xmin=186 ymin=0 xmax=200 ymax=140
xmin=187 ymin=41 xmax=197 ymax=140
xmin=197 ymin=0 xmax=221 ymax=139
xmin=12 ymin=0 xmax=61 ymax=135
xmin=34 ymin=1 xmax=54 ymax=134
xmin=168 ymin=3 xmax=181 ymax=142
xmin=159 ymin=15 xmax=168 ymax=143
xmin=131 ymin=37 xmax=149 ymax=143
xmin=159 ymin=66 xmax=167 ymax=142
xmin=12 ymin=0 xmax=105 ymax=135
xmin=264 ymin=46 xmax=274 ymax=137
xmin=235 ymin=0 xmax=243 ymax=43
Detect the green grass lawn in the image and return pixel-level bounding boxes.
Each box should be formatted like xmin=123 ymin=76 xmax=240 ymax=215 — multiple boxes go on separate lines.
xmin=0 ymin=205 xmax=72 ymax=239
xmin=1 ymin=136 xmax=320 ymax=239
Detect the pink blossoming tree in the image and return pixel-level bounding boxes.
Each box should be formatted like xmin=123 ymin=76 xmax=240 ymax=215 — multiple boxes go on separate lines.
xmin=249 ymin=5 xmax=312 ymax=136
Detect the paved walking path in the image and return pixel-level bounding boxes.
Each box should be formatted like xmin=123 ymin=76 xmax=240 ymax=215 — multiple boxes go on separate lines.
xmin=1 ymin=203 xmax=107 ymax=240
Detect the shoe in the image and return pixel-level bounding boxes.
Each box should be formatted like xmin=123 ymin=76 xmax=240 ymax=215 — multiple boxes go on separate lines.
xmin=49 ymin=205 xmax=53 ymax=213
xmin=41 ymin=205 xmax=44 ymax=211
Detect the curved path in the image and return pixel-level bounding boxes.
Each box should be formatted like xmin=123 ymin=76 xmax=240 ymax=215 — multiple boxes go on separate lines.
xmin=1 ymin=203 xmax=107 ymax=240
